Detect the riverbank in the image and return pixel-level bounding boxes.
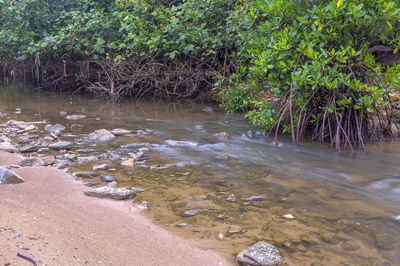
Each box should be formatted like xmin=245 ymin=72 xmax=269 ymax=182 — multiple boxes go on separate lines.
xmin=0 ymin=150 xmax=231 ymax=265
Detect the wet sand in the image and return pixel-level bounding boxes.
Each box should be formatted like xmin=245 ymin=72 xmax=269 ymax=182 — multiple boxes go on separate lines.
xmin=0 ymin=151 xmax=231 ymax=265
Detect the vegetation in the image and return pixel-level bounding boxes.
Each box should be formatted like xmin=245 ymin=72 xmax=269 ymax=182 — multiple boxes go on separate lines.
xmin=1 ymin=0 xmax=400 ymax=149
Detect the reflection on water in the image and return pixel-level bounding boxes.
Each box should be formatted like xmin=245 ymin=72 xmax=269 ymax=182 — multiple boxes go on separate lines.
xmin=1 ymin=86 xmax=400 ymax=265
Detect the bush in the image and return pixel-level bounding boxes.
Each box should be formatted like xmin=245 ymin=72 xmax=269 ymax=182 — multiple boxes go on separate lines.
xmin=221 ymin=0 xmax=400 ymax=149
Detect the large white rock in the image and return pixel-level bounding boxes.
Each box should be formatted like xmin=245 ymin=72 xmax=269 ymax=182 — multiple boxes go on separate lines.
xmin=0 ymin=167 xmax=24 ymax=184
xmin=236 ymin=241 xmax=281 ymax=266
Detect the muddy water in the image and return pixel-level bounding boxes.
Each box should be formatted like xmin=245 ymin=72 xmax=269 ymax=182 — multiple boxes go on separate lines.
xmin=1 ymin=85 xmax=400 ymax=265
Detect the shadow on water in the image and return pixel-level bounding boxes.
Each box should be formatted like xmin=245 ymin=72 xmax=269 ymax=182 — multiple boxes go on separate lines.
xmin=1 ymin=87 xmax=400 ymax=265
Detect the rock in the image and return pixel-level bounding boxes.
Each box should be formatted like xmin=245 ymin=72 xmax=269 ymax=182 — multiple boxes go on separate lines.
xmin=216 ymin=132 xmax=230 ymax=140
xmin=0 ymin=142 xmax=17 ymax=153
xmin=59 ymin=111 xmax=67 ymax=116
xmin=18 ymin=156 xmax=55 ymax=167
xmin=76 ymin=148 xmax=96 ymax=154
xmin=45 ymin=124 xmax=65 ymax=135
xmin=215 ymin=153 xmax=229 ymax=160
xmin=93 ymin=164 xmax=109 ymax=171
xmin=121 ymin=158 xmax=134 ymax=167
xmin=136 ymin=201 xmax=149 ymax=210
xmin=111 ymin=128 xmax=132 ymax=136
xmin=0 ymin=167 xmax=24 ymax=184
xmin=23 ymin=125 xmax=37 ymax=132
xmin=203 ymin=107 xmax=214 ymax=113
xmin=49 ymin=141 xmax=73 ymax=150
xmin=108 ymin=181 xmax=118 ymax=188
xmin=226 ymin=194 xmax=237 ymax=202
xmin=87 ymin=129 xmax=116 ymax=142
xmin=228 ymin=224 xmax=245 ymax=235
xmin=176 ymin=223 xmax=192 ymax=227
xmin=236 ymin=241 xmax=281 ymax=266
xmin=62 ymin=153 xmax=77 ymax=160
xmin=391 ymin=123 xmax=399 ymax=136
xmin=282 ymin=214 xmax=295 ymax=220
xmin=70 ymin=124 xmax=84 ymax=130
xmin=244 ymin=195 xmax=267 ymax=201
xmin=183 ymin=209 xmax=201 ymax=217
xmin=100 ymin=175 xmax=114 ymax=182
xmin=19 ymin=145 xmax=44 ymax=153
xmin=74 ymin=172 xmax=96 ymax=179
xmin=37 ymin=148 xmax=51 ymax=154
xmin=76 ymin=156 xmax=98 ymax=163
xmin=84 ymin=186 xmax=136 ymax=200
xmin=66 ymin=114 xmax=86 ymax=120
xmin=131 ymin=187 xmax=145 ymax=193
xmin=128 ymin=150 xmax=144 ymax=160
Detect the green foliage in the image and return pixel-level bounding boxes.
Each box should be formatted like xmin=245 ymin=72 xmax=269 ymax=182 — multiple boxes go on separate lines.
xmin=0 ymin=0 xmax=238 ymax=61
xmin=221 ymin=0 xmax=400 ymax=148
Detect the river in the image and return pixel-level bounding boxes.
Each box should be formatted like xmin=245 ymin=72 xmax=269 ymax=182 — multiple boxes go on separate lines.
xmin=1 ymin=85 xmax=399 ymax=265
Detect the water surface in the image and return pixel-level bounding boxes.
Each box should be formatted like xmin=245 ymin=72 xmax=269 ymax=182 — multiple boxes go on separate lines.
xmin=1 ymin=86 xmax=399 ymax=265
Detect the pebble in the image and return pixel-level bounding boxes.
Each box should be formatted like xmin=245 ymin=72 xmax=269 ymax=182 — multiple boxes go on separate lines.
xmin=282 ymin=213 xmax=295 ymax=220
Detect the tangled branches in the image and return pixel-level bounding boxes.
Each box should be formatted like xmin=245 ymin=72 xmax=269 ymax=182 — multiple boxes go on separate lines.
xmin=1 ymin=50 xmax=234 ymax=100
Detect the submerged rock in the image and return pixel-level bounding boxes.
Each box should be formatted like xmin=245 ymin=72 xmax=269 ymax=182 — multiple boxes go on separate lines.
xmin=131 ymin=187 xmax=145 ymax=193
xmin=73 ymin=171 xmax=96 ymax=179
xmin=121 ymin=158 xmax=134 ymax=167
xmin=88 ymin=129 xmax=116 ymax=142
xmin=84 ymin=186 xmax=136 ymax=200
xmin=93 ymin=164 xmax=109 ymax=171
xmin=70 ymin=124 xmax=84 ymax=130
xmin=244 ymin=195 xmax=267 ymax=202
xmin=49 ymin=141 xmax=73 ymax=150
xmin=66 ymin=114 xmax=86 ymax=120
xmin=136 ymin=201 xmax=149 ymax=210
xmin=236 ymin=241 xmax=281 ymax=266
xmin=45 ymin=124 xmax=65 ymax=135
xmin=111 ymin=128 xmax=132 ymax=136
xmin=100 ymin=175 xmax=114 ymax=182
xmin=0 ymin=167 xmax=24 ymax=184
xmin=183 ymin=209 xmax=201 ymax=217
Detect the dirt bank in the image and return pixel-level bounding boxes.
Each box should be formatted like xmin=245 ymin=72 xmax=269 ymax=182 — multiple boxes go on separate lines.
xmin=0 ymin=151 xmax=231 ymax=265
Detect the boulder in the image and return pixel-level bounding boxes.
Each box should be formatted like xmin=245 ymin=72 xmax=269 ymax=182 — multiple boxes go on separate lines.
xmin=84 ymin=186 xmax=136 ymax=200
xmin=88 ymin=129 xmax=116 ymax=142
xmin=236 ymin=241 xmax=281 ymax=266
xmin=0 ymin=167 xmax=24 ymax=184
xmin=49 ymin=141 xmax=73 ymax=150
xmin=111 ymin=128 xmax=132 ymax=136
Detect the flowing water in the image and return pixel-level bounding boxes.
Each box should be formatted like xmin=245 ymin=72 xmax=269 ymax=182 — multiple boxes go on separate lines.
xmin=1 ymin=85 xmax=399 ymax=265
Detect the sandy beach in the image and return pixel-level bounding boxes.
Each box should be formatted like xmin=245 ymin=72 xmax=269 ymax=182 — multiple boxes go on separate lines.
xmin=0 ymin=151 xmax=231 ymax=265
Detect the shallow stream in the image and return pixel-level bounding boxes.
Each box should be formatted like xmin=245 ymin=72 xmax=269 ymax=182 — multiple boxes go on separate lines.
xmin=1 ymin=86 xmax=399 ymax=265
